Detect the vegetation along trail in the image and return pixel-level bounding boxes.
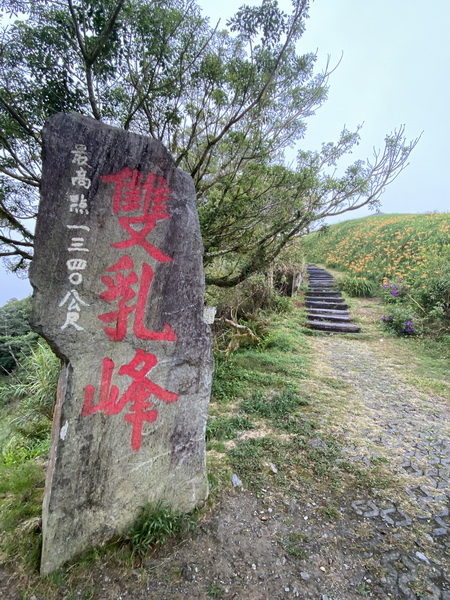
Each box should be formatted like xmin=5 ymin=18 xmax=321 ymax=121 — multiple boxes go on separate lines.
xmin=109 ymin=303 xmax=450 ymax=599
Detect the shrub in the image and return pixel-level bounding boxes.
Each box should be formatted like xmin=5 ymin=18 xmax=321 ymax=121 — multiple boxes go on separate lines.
xmin=338 ymin=275 xmax=376 ymax=298
xmin=0 ymin=296 xmax=38 ymax=374
xmin=381 ymin=278 xmax=410 ymax=303
xmin=0 ymin=341 xmax=59 ymax=417
xmin=417 ymin=260 xmax=450 ymax=318
xmin=381 ymin=305 xmax=418 ymax=336
xmin=207 ymin=274 xmax=293 ymax=322
xmin=0 ymin=342 xmax=59 ymax=464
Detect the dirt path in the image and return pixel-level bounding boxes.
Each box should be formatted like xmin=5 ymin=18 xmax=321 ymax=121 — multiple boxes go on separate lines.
xmin=305 ymin=335 xmax=450 ymax=599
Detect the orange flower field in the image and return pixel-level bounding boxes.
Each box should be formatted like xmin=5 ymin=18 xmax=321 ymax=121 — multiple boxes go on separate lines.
xmin=303 ymin=213 xmax=450 ymax=288
xmin=302 ymin=213 xmax=450 ymax=326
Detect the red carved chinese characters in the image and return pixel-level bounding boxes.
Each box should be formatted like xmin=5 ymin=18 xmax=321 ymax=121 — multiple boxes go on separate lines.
xmin=83 ymin=350 xmax=178 ymax=451
xmin=98 ymin=256 xmax=176 ymax=342
xmin=83 ymin=167 xmax=178 ymax=451
xmin=101 ymin=168 xmax=172 ymax=262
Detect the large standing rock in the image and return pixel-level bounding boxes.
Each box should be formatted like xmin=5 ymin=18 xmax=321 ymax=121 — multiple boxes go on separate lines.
xmin=30 ymin=113 xmax=213 ymax=575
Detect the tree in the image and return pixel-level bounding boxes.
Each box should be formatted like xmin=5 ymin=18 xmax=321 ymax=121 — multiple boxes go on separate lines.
xmin=0 ymin=296 xmax=38 ymax=372
xmin=0 ymin=0 xmax=418 ymax=286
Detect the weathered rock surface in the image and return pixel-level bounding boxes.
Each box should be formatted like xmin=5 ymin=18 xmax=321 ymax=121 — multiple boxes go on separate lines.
xmin=30 ymin=113 xmax=213 ymax=574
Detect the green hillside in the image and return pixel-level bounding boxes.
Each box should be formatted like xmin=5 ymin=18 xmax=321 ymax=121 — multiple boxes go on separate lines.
xmin=302 ymin=212 xmax=450 ymax=328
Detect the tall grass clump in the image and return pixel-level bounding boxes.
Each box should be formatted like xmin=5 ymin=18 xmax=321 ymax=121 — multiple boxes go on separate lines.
xmin=338 ymin=275 xmax=376 ymax=298
xmin=122 ymin=503 xmax=196 ymax=559
xmin=0 ymin=341 xmax=59 ymax=465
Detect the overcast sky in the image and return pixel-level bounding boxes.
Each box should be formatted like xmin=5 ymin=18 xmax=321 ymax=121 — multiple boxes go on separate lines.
xmin=1 ymin=0 xmax=448 ymax=306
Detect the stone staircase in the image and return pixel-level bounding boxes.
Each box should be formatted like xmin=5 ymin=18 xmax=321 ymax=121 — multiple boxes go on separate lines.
xmin=306 ymin=265 xmax=361 ymax=334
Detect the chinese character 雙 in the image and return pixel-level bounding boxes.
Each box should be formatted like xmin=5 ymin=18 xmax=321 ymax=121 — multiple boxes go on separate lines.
xmin=101 ymin=168 xmax=172 ymax=262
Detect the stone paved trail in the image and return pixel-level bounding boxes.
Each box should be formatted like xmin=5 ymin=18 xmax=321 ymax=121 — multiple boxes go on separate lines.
xmin=310 ymin=335 xmax=450 ymax=599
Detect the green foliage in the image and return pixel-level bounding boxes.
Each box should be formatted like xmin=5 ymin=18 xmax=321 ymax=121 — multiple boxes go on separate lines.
xmin=207 ymin=274 xmax=293 ymax=321
xmin=281 ymin=532 xmax=309 ymax=559
xmin=260 ymin=330 xmax=297 ymax=352
xmin=0 ymin=341 xmax=59 ymax=465
xmin=0 ymin=341 xmax=59 ymax=415
xmin=206 ymin=414 xmax=254 ymax=441
xmin=0 ymin=457 xmax=43 ymax=495
xmin=240 ymin=390 xmax=308 ymax=419
xmin=123 ymin=503 xmax=196 ymax=559
xmin=0 ymin=296 xmax=38 ymax=373
xmin=2 ymin=433 xmax=50 ymax=466
xmin=211 ymin=355 xmax=250 ymax=403
xmin=338 ymin=275 xmax=376 ymax=298
xmin=381 ymin=278 xmax=410 ymax=303
xmin=0 ymin=460 xmax=45 ymax=569
xmin=207 ymin=582 xmax=227 ymax=599
xmin=0 ymin=1 xmax=417 ymax=286
xmin=417 ymin=259 xmax=450 ymax=320
xmin=227 ymin=433 xmax=341 ymax=490
xmin=207 ymin=274 xmax=296 ymax=354
xmin=381 ymin=305 xmax=418 ymax=336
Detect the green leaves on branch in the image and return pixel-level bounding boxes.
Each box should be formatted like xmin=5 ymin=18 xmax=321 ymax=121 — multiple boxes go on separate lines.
xmin=0 ymin=0 xmax=418 ymax=286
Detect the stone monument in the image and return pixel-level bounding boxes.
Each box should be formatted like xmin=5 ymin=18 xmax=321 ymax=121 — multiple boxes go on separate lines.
xmin=30 ymin=113 xmax=213 ymax=575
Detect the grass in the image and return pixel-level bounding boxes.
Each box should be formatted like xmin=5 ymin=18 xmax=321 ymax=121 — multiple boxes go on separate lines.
xmin=206 ymin=414 xmax=254 ymax=441
xmin=380 ymin=335 xmax=450 ymax=398
xmin=0 ymin=460 xmax=45 ymax=572
xmin=207 ymin=582 xmax=227 ymax=599
xmin=207 ymin=305 xmax=403 ymax=499
xmin=240 ymin=390 xmax=309 ymax=419
xmin=122 ymin=503 xmax=197 ymax=559
xmin=280 ymin=532 xmax=309 ymax=559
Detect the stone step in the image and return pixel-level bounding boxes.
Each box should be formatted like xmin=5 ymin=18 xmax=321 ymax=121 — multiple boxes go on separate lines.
xmin=307 ymin=312 xmax=353 ymax=323
xmin=308 ymin=281 xmax=335 ymax=287
xmin=307 ymin=320 xmax=361 ymax=333
xmin=308 ymin=307 xmax=350 ymax=316
xmin=306 ymin=264 xmax=360 ymax=334
xmin=306 ymin=300 xmax=349 ymax=310
xmin=306 ymin=291 xmax=342 ymax=297
xmin=307 ymin=296 xmax=346 ymax=303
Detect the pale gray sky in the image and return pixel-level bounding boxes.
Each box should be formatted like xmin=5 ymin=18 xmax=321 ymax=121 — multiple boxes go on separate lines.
xmin=1 ymin=0 xmax=448 ymax=305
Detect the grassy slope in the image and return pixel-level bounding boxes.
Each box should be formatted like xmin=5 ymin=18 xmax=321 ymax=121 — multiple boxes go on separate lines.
xmin=302 ymin=212 xmax=450 ymax=290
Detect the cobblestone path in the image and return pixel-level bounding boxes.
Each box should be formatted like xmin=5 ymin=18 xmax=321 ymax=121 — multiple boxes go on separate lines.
xmin=312 ymin=336 xmax=450 ymax=599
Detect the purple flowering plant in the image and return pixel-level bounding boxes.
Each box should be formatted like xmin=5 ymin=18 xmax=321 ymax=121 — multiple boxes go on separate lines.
xmin=381 ymin=307 xmax=416 ymax=336
xmin=382 ymin=278 xmax=410 ymax=303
